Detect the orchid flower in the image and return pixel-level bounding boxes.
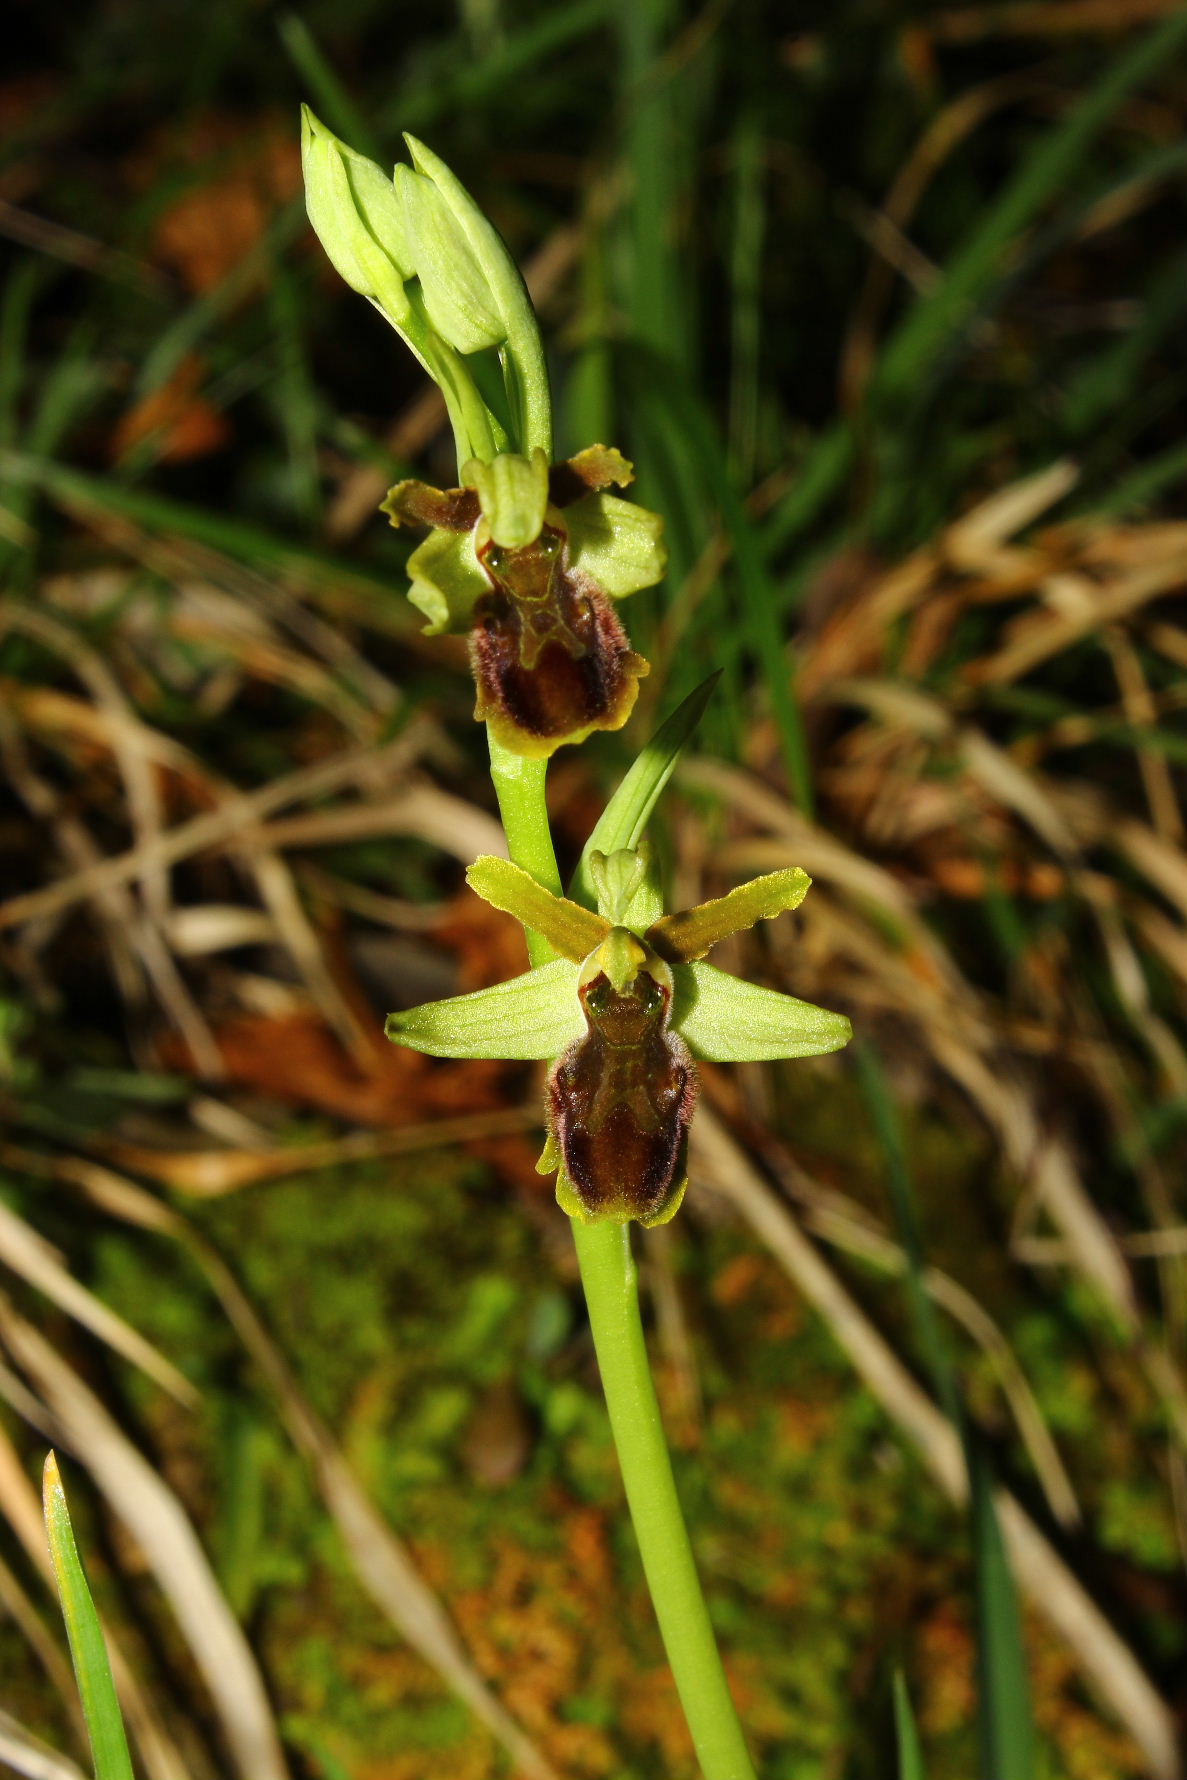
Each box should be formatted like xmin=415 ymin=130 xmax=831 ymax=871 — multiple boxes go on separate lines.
xmin=386 ymin=847 xmax=851 ymax=1227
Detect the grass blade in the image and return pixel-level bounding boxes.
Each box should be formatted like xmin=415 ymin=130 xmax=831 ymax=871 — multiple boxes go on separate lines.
xmin=856 ymin=1045 xmax=1036 ymax=1779
xmin=42 ymin=1452 xmax=134 ymax=1780
xmin=972 ymin=1445 xmax=1036 ymax=1780
xmin=276 ymin=14 xmax=379 ymax=160
xmin=625 ymin=347 xmax=815 ymax=812
xmin=853 ymin=1042 xmax=960 ymax=1426
xmin=874 ymin=10 xmax=1187 ymax=406
xmin=893 ymin=1672 xmax=926 ymax=1780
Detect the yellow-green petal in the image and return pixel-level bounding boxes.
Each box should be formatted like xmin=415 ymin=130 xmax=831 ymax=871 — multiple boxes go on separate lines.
xmin=673 ymin=961 xmax=851 ymax=1061
xmin=648 ymin=867 xmax=811 ymax=963
xmin=385 ymin=958 xmax=581 ymax=1059
xmin=467 ymin=857 xmax=609 ymax=962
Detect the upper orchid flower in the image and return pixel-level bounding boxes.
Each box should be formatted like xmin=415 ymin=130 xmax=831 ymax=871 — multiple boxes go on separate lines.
xmin=382 ymin=445 xmax=662 ymax=757
xmin=386 ymin=847 xmax=851 ymax=1227
xmin=301 ymin=110 xmax=664 ymax=758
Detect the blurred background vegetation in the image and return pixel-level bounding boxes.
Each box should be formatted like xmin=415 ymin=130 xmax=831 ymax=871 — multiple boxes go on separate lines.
xmin=1 ymin=2 xmax=1185 ymax=1777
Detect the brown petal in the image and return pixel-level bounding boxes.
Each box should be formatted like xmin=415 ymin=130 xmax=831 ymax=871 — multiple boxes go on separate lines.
xmin=548 ymin=445 xmax=634 ymax=508
xmin=381 ymin=479 xmax=480 ymax=532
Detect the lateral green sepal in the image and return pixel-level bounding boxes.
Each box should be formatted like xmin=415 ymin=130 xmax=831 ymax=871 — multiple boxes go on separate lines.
xmin=673 ymin=960 xmax=851 ymax=1061
xmin=648 ymin=867 xmax=812 ymax=962
xmin=385 ymin=957 xmax=582 ymax=1059
xmin=467 ymin=856 xmax=610 ymax=962
xmin=565 ymin=492 xmax=666 ymax=598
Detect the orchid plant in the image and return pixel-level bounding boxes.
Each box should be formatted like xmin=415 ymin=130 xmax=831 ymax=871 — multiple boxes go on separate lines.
xmin=302 ymin=108 xmax=851 ymax=1780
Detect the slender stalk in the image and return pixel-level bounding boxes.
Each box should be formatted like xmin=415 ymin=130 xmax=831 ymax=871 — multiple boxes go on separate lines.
xmin=488 ymin=728 xmax=756 ymax=1780
xmin=573 ymin=1219 xmax=757 ymax=1780
xmin=489 ymin=738 xmax=561 ymax=884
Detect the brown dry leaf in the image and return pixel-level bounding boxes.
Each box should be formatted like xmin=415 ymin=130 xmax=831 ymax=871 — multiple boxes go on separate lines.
xmin=110 ymin=355 xmax=230 ymax=464
xmin=141 ymin=117 xmax=300 ymax=292
xmin=434 ymin=882 xmax=534 ymax=991
xmin=159 ymin=1006 xmax=512 ymax=1127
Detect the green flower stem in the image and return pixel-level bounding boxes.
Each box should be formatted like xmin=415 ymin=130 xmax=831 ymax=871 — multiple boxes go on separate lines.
xmin=573 ymin=1219 xmax=757 ymax=1780
xmin=487 ymin=726 xmax=755 ymax=1780
xmin=488 ymin=736 xmax=562 ymax=966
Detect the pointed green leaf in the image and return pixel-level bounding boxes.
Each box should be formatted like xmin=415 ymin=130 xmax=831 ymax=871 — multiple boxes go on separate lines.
xmin=403 ymin=527 xmax=486 ymax=634
xmin=385 ymin=958 xmax=581 ymax=1059
xmin=43 ymin=1453 xmax=135 ymax=1780
xmin=648 ymin=868 xmax=811 ymax=962
xmin=674 ymin=961 xmax=851 ymax=1062
xmin=465 ymin=449 xmax=550 ymax=547
xmin=564 ymin=491 xmax=666 ymax=597
xmin=467 ymin=856 xmax=609 ymax=961
xmin=894 ymin=1673 xmax=926 ymax=1780
xmin=571 ymin=674 xmax=720 ymax=927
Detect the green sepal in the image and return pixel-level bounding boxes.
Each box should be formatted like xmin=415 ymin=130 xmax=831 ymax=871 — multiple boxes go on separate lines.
xmin=673 ymin=961 xmax=852 ymax=1062
xmin=467 ymin=856 xmax=609 ymax=962
xmin=464 ymin=450 xmax=550 ymax=547
xmin=648 ymin=867 xmax=812 ymax=963
xmin=565 ymin=492 xmax=666 ymax=598
xmin=385 ymin=957 xmax=581 ymax=1059
xmin=587 ymin=848 xmax=648 ymax=925
xmin=404 ymin=528 xmax=486 ymax=634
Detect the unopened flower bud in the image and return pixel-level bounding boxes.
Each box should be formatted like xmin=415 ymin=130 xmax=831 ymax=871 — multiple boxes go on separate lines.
xmin=300 ymin=106 xmax=412 ymax=325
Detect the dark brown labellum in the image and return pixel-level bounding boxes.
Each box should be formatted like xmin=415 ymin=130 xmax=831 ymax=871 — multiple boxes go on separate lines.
xmin=547 ymin=966 xmax=697 ymax=1226
xmin=471 ymin=524 xmax=647 ymax=757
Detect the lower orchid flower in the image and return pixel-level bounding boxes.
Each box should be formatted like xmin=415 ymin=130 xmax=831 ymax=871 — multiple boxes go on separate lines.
xmin=386 ymin=847 xmax=852 ymax=1227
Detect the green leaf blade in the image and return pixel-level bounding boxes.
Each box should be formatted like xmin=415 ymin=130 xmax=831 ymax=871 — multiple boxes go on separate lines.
xmin=973 ymin=1449 xmax=1036 ymax=1780
xmin=675 ymin=961 xmax=852 ymax=1062
xmin=42 ymin=1452 xmax=135 ymax=1780
xmin=894 ymin=1672 xmax=926 ymax=1780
